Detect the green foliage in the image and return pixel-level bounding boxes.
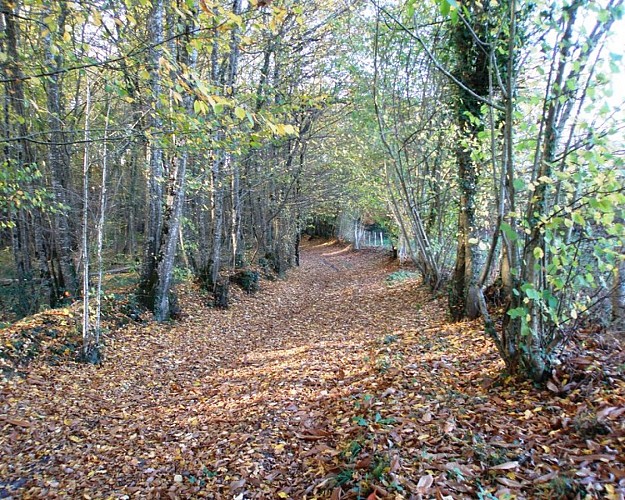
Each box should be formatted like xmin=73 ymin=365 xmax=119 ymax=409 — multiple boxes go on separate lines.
xmin=0 ymin=163 xmax=56 ymax=228
xmin=173 ymin=267 xmax=193 ymax=283
xmin=335 ymin=467 xmax=354 ymax=486
xmin=385 ymin=270 xmax=418 ymax=285
xmin=509 ymin=137 xmax=625 ymax=347
xmin=462 ymin=0 xmax=625 ymax=380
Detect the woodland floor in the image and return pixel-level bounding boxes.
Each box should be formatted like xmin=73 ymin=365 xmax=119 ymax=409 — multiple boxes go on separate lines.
xmin=1 ymin=240 xmax=624 ymax=499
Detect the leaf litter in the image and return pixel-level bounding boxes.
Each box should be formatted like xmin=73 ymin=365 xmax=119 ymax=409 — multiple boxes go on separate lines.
xmin=1 ymin=240 xmax=624 ymax=499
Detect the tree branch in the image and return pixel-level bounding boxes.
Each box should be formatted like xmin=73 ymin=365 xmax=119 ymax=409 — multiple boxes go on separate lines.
xmin=373 ymin=1 xmax=505 ymax=112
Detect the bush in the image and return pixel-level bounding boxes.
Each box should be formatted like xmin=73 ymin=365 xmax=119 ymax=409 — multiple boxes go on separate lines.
xmin=231 ymin=270 xmax=260 ymax=294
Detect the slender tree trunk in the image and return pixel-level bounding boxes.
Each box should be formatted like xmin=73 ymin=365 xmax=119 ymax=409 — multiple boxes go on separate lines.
xmin=210 ymin=147 xmax=226 ymax=288
xmin=118 ymin=58 xmax=145 ymax=258
xmin=372 ymin=10 xmax=440 ymax=289
xmin=197 ymin=181 xmax=210 ymax=270
xmin=94 ymin=99 xmax=111 ymax=352
xmin=505 ymin=1 xmax=584 ymax=381
xmin=9 ymin=207 xmax=35 ymax=316
xmin=450 ymin=146 xmax=480 ymax=320
xmin=153 ymin=152 xmax=188 ymax=320
xmin=613 ymin=254 xmax=625 ymax=330
xmin=81 ymin=80 xmax=96 ymax=361
xmin=208 ymin=0 xmax=242 ymax=289
xmin=231 ymin=159 xmax=243 ymax=268
xmin=138 ymin=0 xmax=165 ymax=308
xmin=146 ymin=2 xmax=198 ymax=320
xmin=1 ymin=43 xmax=33 ymax=315
xmin=127 ymin=150 xmax=139 ymax=256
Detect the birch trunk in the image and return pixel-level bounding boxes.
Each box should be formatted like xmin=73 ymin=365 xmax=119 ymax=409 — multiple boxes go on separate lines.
xmin=94 ymin=100 xmax=111 ymax=346
xmin=81 ymin=80 xmax=97 ymax=362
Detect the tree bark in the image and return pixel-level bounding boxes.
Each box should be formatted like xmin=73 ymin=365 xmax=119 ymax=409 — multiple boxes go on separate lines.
xmin=153 ymin=152 xmax=188 ymax=320
xmin=449 ymin=0 xmax=490 ymax=321
xmin=43 ymin=0 xmax=79 ymax=299
xmin=138 ymin=0 xmax=165 ymax=308
xmin=612 ymin=255 xmax=625 ymax=330
xmin=140 ymin=0 xmax=198 ymax=319
xmin=207 ymin=0 xmax=242 ymax=289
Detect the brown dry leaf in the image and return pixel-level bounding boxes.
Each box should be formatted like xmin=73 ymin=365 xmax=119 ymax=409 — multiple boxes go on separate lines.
xmin=496 ymin=477 xmax=524 ymax=488
xmin=330 ymin=487 xmax=342 ymax=499
xmin=229 ymin=478 xmax=246 ymax=491
xmin=443 ymin=418 xmax=456 ymax=433
xmin=546 ymin=381 xmax=560 ymax=393
xmin=533 ymin=471 xmax=557 ymax=484
xmin=490 ymin=461 xmax=520 ymax=471
xmin=0 ymin=417 xmax=32 ymax=428
xmin=389 ymin=454 xmax=401 ymax=473
xmin=416 ymin=474 xmax=434 ymax=491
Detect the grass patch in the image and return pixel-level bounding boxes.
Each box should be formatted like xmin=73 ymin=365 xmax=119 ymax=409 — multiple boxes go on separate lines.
xmin=385 ymin=270 xmax=418 ymax=285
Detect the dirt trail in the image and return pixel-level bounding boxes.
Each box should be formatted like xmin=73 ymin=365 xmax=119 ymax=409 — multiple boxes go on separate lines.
xmin=0 ymin=241 xmax=436 ymax=498
xmin=3 ymin=241 xmax=624 ymax=499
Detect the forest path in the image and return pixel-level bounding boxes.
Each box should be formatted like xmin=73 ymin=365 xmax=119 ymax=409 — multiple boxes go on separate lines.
xmin=3 ymin=241 xmax=624 ymax=499
xmin=1 ymin=241 xmax=443 ymax=498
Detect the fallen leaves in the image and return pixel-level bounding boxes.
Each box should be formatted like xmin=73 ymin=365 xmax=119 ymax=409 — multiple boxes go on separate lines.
xmin=0 ymin=241 xmax=624 ymax=498
xmin=489 ymin=461 xmax=520 ymax=471
xmin=416 ymin=473 xmax=434 ymax=491
xmin=0 ymin=416 xmax=32 ymax=428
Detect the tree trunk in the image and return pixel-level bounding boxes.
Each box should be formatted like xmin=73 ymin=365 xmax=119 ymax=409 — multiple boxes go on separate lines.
xmin=1 ymin=45 xmax=34 ymax=315
xmin=209 ymin=148 xmax=226 ymax=288
xmin=44 ymin=0 xmax=79 ymax=299
xmin=93 ymin=99 xmax=111 ymax=357
xmin=612 ymin=255 xmax=625 ymax=330
xmin=207 ymin=0 xmax=242 ymax=289
xmin=139 ymin=0 xmax=197 ymax=319
xmin=231 ymin=158 xmax=243 ymax=268
xmin=449 ymin=0 xmax=490 ymax=321
xmin=81 ymin=80 xmax=97 ymax=362
xmin=153 ymin=152 xmax=188 ymax=320
xmin=138 ymin=0 xmax=165 ymax=308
